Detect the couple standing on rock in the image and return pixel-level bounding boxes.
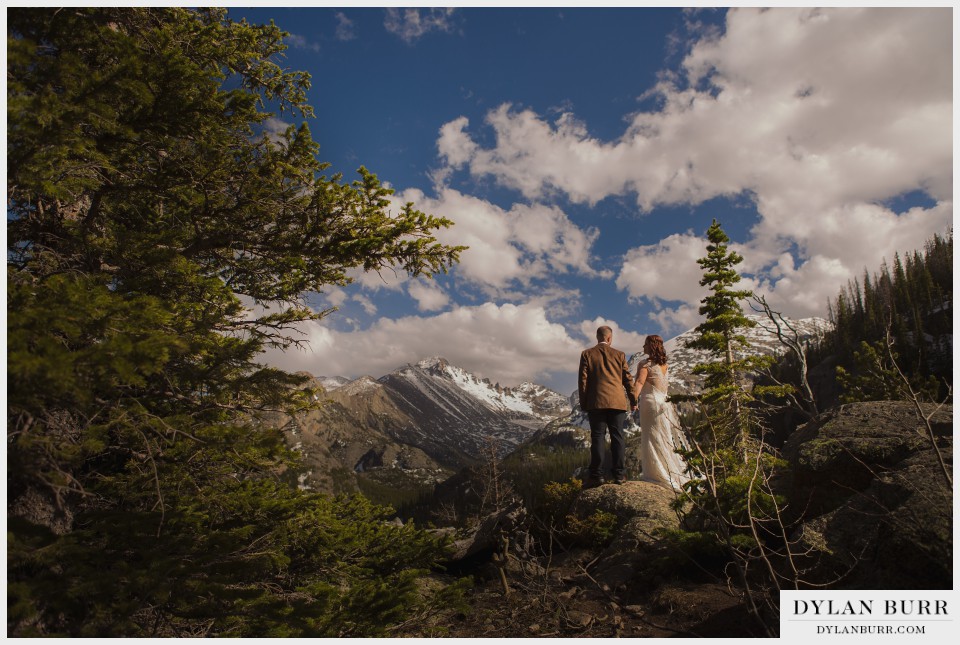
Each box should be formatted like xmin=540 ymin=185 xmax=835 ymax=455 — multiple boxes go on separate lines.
xmin=578 ymin=326 xmax=691 ymax=490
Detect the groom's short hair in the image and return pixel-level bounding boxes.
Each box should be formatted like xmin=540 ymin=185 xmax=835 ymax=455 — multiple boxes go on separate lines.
xmin=596 ymin=326 xmax=613 ymax=342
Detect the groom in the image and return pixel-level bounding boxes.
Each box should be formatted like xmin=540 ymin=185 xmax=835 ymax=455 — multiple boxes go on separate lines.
xmin=578 ymin=326 xmax=637 ymax=486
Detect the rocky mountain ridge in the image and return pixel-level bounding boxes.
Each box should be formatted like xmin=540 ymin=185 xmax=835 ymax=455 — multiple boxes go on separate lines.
xmin=321 ymin=357 xmax=568 ymax=419
xmin=282 ymin=357 xmax=569 ymax=495
xmin=655 ymin=313 xmax=831 ymax=393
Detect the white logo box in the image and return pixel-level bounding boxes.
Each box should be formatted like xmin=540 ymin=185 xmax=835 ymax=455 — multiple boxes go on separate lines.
xmin=780 ymin=589 xmax=957 ymax=641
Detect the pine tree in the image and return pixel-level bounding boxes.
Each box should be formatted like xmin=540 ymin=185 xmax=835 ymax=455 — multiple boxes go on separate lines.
xmin=7 ymin=8 xmax=465 ymax=636
xmin=685 ymin=219 xmax=777 ymax=450
xmin=671 ymin=220 xmax=790 ymax=635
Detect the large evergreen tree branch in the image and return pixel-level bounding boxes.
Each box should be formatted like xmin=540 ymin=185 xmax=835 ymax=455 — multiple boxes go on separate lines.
xmin=7 ymin=8 xmax=464 ymax=636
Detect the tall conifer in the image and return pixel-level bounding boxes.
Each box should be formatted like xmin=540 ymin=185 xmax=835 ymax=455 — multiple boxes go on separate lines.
xmin=686 ymin=219 xmax=768 ymax=449
xmin=672 ymin=221 xmax=790 ymax=636
xmin=7 ymin=8 xmax=465 ymax=636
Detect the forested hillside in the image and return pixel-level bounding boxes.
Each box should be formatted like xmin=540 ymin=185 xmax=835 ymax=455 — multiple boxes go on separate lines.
xmin=814 ymin=232 xmax=952 ymax=401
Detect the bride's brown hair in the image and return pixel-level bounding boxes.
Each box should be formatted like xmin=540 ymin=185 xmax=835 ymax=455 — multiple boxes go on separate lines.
xmin=644 ymin=335 xmax=667 ymax=365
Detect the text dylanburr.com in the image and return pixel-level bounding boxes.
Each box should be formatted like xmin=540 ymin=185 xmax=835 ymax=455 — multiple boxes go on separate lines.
xmin=781 ymin=590 xmax=956 ymax=640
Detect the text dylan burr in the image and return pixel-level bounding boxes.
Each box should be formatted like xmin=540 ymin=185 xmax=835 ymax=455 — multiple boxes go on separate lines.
xmin=793 ymin=600 xmax=948 ymax=616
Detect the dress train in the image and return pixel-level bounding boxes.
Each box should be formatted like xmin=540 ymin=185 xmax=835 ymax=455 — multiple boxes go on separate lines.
xmin=638 ymin=374 xmax=691 ymax=491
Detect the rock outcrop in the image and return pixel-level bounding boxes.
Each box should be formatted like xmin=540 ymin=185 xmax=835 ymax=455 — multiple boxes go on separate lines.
xmin=782 ymin=401 xmax=952 ymax=589
xmin=570 ymin=481 xmax=683 ymax=591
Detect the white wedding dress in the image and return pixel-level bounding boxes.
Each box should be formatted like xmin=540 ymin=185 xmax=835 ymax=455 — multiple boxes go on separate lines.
xmin=637 ymin=361 xmax=691 ymax=491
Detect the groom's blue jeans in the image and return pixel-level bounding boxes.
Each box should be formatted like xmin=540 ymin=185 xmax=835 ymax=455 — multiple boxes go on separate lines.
xmin=587 ymin=409 xmax=626 ymax=481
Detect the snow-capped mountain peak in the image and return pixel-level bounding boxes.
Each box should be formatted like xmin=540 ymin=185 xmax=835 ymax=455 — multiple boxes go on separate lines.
xmin=315 ymin=375 xmax=351 ymax=391
xmin=311 ymin=358 xmax=573 ymax=467
xmin=394 ymin=358 xmax=567 ymax=421
xmin=416 ymin=356 xmax=449 ymax=371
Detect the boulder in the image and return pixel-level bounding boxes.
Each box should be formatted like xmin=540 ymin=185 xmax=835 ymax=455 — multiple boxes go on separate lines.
xmin=783 ymin=401 xmax=952 ymax=589
xmin=570 ymin=481 xmax=683 ymax=590
xmin=572 ymin=481 xmax=680 ymax=545
xmin=446 ymin=499 xmax=528 ymax=561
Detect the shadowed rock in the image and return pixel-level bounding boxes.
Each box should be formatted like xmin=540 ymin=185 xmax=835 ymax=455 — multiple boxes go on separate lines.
xmin=783 ymin=401 xmax=952 ymax=589
xmin=446 ymin=500 xmax=528 ymax=561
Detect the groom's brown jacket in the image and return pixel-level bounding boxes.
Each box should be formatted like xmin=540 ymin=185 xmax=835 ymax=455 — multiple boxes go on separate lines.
xmin=578 ymin=343 xmax=636 ymax=412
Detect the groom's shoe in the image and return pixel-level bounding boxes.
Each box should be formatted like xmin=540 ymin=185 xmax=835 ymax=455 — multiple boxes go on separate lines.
xmin=613 ymin=478 xmax=627 ymax=485
xmin=586 ymin=475 xmax=605 ymax=488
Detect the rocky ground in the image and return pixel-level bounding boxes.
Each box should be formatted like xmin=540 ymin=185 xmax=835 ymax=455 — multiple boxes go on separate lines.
xmin=396 ymin=548 xmax=757 ymax=632
xmin=396 ymin=400 xmax=953 ymax=637
xmin=407 ymin=563 xmax=757 ymax=638
xmin=393 ymin=480 xmax=765 ymax=637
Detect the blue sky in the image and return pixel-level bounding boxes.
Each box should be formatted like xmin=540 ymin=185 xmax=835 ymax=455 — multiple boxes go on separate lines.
xmin=239 ymin=7 xmax=953 ymax=395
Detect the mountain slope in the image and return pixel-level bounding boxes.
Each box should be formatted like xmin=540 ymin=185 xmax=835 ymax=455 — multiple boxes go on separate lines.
xmin=280 ymin=359 xmax=569 ymax=495
xmin=374 ymin=357 xmax=568 ymax=465
xmin=654 ymin=314 xmax=831 ymax=393
xmin=273 ymin=374 xmax=448 ymax=495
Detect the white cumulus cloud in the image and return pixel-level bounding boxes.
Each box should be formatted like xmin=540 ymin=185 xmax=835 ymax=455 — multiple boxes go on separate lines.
xmin=259 ymin=302 xmax=605 ymax=389
xmin=578 ymin=317 xmax=648 ymax=355
xmin=407 ymin=280 xmax=450 ymax=312
xmin=392 ymin=186 xmax=610 ymax=294
xmin=384 ymin=8 xmax=458 ymax=44
xmin=616 ymin=232 xmax=709 ymax=308
xmin=352 ymin=294 xmax=377 ymax=315
xmin=435 ymin=7 xmax=951 ymax=323
xmin=323 ymin=287 xmax=349 ymax=309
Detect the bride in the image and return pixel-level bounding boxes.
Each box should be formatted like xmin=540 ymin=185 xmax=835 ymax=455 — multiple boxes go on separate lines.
xmin=633 ymin=335 xmax=691 ymax=491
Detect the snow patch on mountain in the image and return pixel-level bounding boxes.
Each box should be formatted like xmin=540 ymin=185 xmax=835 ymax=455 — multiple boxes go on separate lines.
xmin=416 ymin=356 xmax=448 ymax=370
xmin=339 ymin=375 xmax=383 ymax=395
xmin=316 ymin=375 xmax=350 ymax=391
xmin=446 ymin=366 xmax=535 ymax=414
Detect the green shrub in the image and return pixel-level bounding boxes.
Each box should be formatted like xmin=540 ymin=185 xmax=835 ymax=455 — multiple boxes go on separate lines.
xmin=565 ymin=510 xmax=619 ymax=546
xmin=532 ymin=478 xmax=618 ymax=546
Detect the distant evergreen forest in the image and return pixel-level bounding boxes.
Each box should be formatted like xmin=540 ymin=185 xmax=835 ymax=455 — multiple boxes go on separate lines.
xmin=814 ymin=231 xmax=953 ymax=396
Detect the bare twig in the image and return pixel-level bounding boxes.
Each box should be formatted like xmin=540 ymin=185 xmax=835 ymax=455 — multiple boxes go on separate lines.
xmin=752 ymin=295 xmax=820 ymax=421
xmin=882 ymin=327 xmax=952 ymax=487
